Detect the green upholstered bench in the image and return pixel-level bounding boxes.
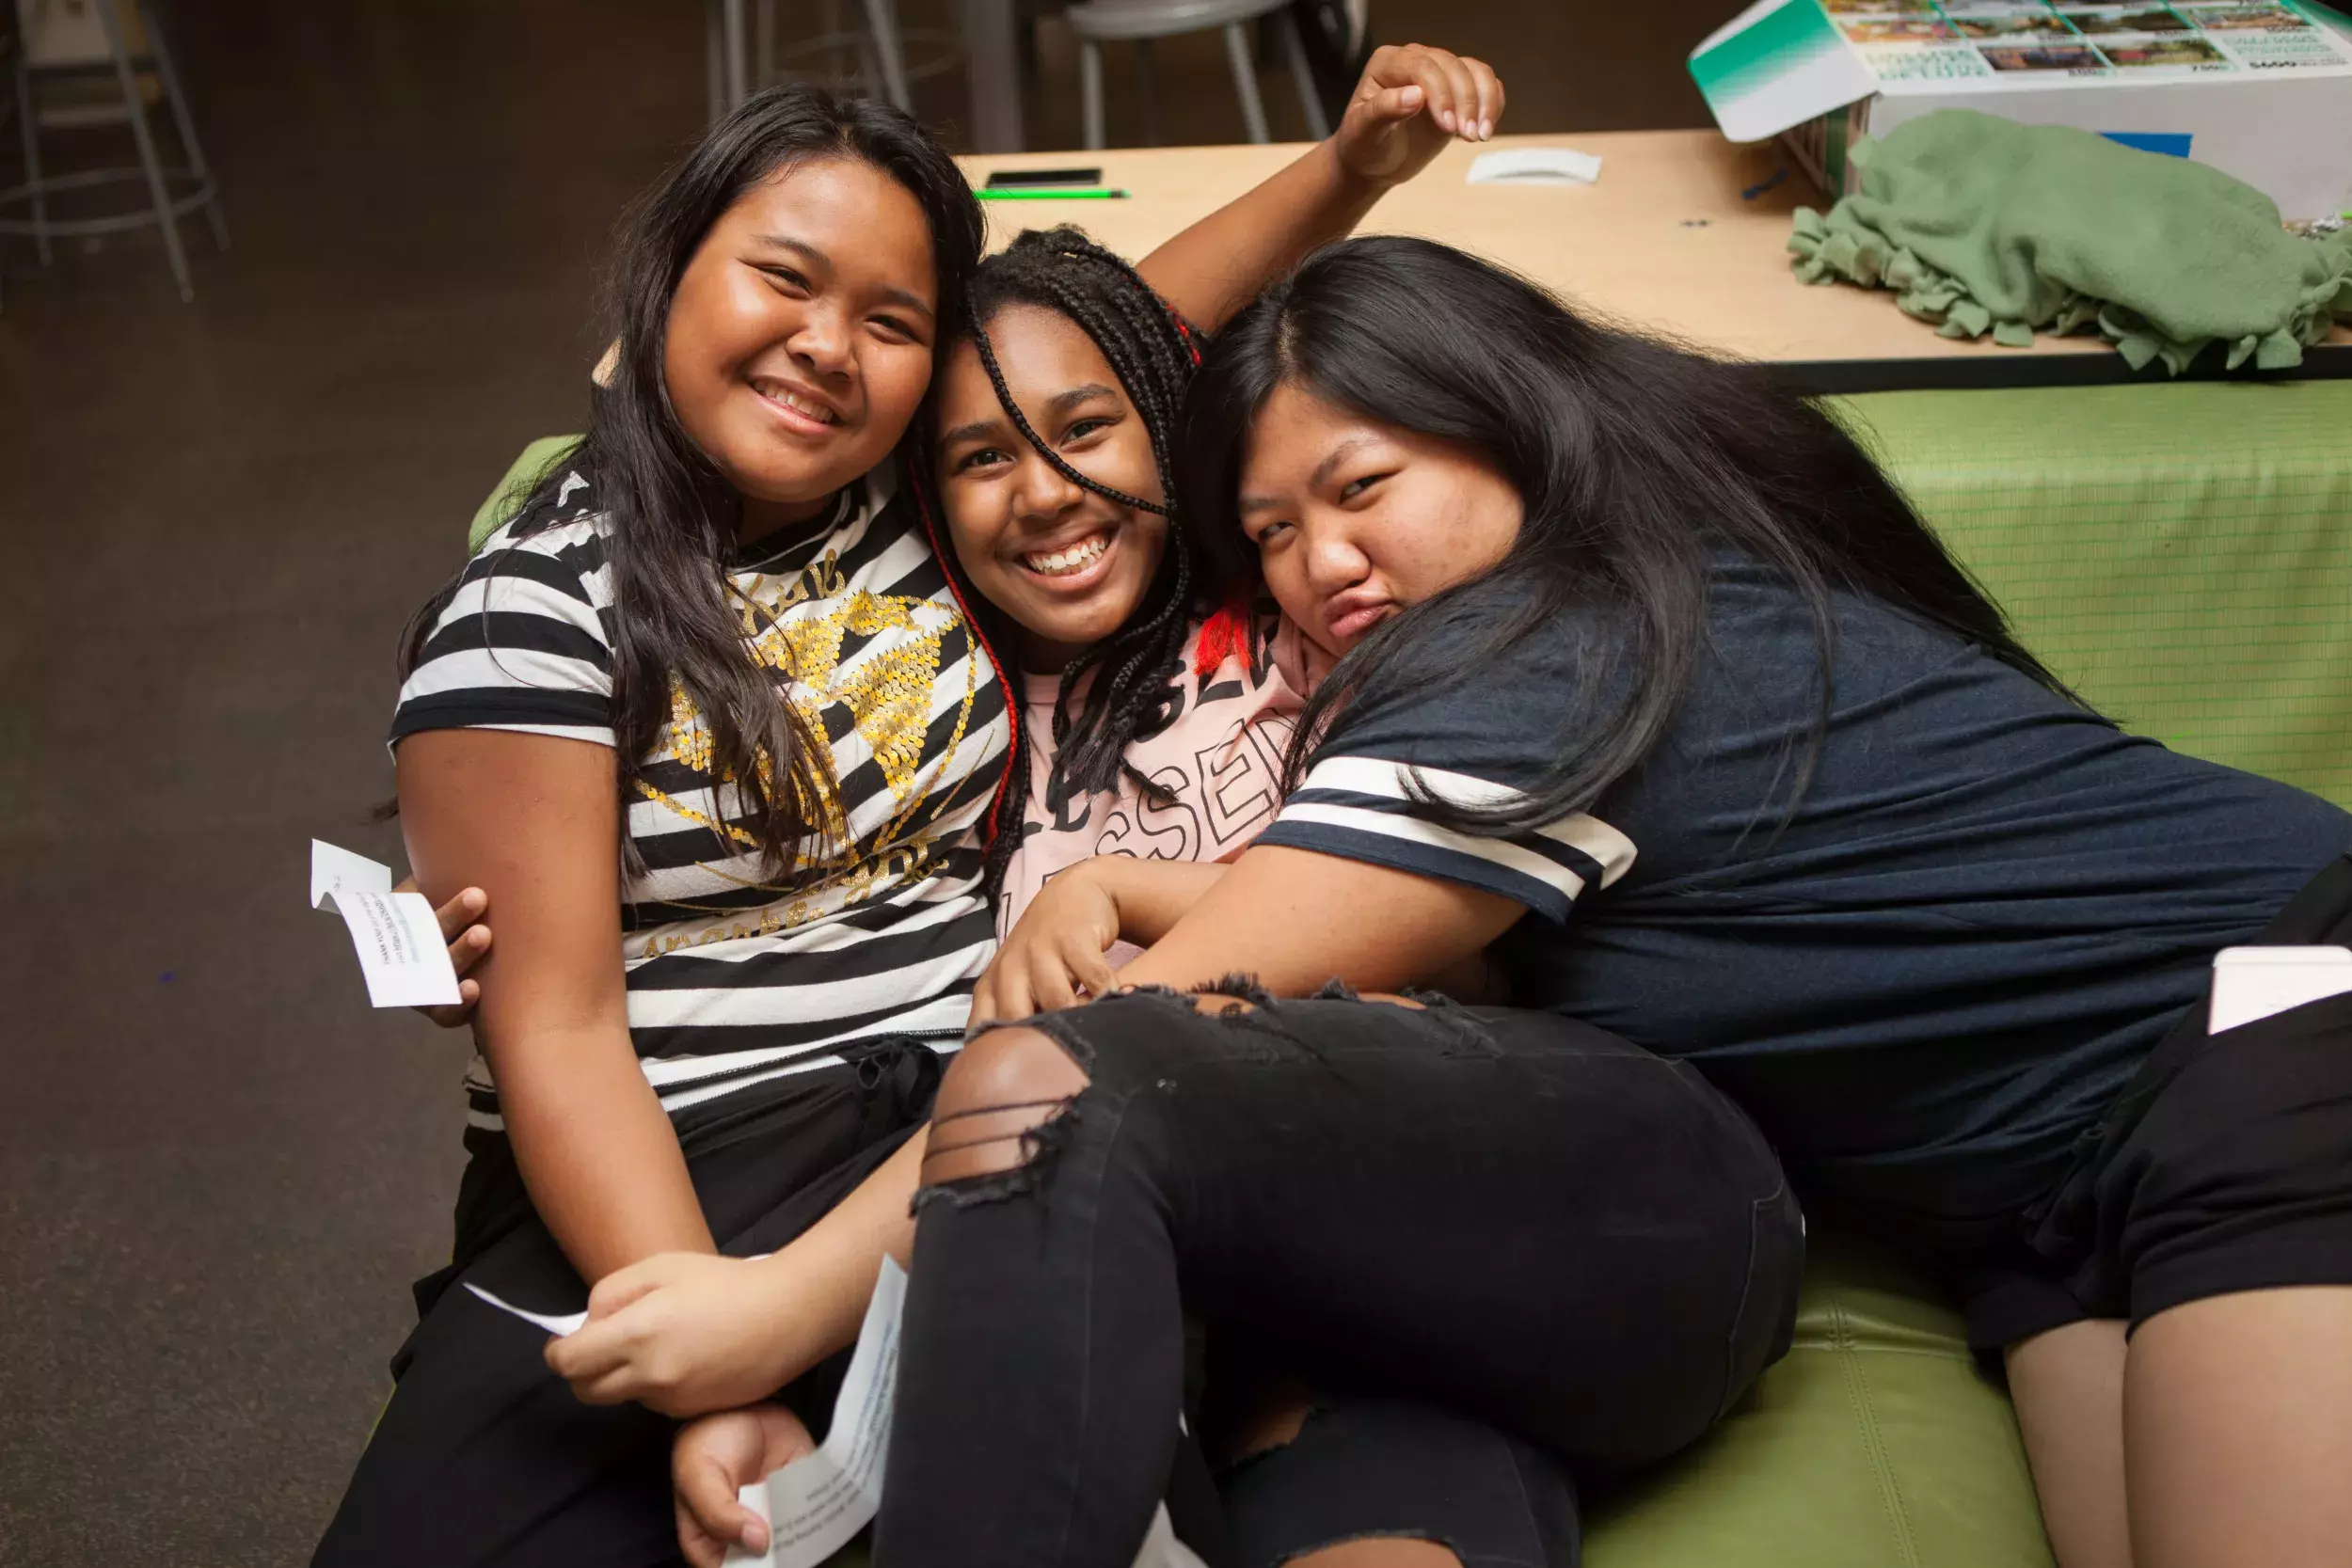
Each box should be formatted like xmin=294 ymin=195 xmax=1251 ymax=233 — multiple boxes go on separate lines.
xmin=469 ymin=378 xmax=2352 ymax=1566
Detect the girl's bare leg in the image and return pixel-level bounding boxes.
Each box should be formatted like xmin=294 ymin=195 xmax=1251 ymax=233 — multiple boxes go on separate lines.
xmin=2124 ymin=1287 xmax=2352 ymax=1568
xmin=2007 ymin=1319 xmax=2133 ymax=1568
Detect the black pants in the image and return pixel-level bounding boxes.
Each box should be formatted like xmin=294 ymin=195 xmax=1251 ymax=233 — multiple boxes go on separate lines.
xmin=875 ymin=991 xmax=1805 ymax=1568
xmin=310 ymin=1042 xmax=941 ymax=1568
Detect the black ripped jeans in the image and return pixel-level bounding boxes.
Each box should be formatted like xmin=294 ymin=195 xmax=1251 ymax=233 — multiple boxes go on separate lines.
xmin=873 ymin=992 xmax=1804 ymax=1568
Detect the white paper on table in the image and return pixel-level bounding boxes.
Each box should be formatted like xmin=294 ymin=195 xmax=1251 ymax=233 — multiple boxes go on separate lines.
xmin=464 ymin=1282 xmax=590 ymax=1338
xmin=309 ymin=839 xmax=462 ymax=1008
xmin=1467 ymin=147 xmax=1601 ymax=186
xmin=2210 ymin=945 xmax=2352 ymax=1034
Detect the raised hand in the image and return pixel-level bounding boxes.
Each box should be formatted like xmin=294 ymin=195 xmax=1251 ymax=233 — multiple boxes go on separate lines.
xmin=1331 ymin=42 xmax=1507 ymax=188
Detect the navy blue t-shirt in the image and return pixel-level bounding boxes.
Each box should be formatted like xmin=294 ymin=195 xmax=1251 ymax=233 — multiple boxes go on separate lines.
xmin=1254 ymin=561 xmax=2352 ymax=1241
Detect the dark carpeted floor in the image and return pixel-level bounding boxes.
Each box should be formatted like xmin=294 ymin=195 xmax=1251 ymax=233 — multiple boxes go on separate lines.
xmin=0 ymin=3 xmax=1710 ymax=1560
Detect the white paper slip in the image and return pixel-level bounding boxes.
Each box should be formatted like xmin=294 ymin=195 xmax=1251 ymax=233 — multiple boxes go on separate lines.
xmin=1132 ymin=1502 xmax=1212 ymax=1568
xmin=464 ymin=1282 xmax=589 ymax=1338
xmin=2210 ymin=945 xmax=2352 ymax=1035
xmin=311 ymin=838 xmax=392 ymax=905
xmin=728 ymin=1257 xmax=908 ymax=1568
xmin=1467 ymin=147 xmax=1601 ymax=186
xmin=310 ymin=839 xmax=463 ymax=1009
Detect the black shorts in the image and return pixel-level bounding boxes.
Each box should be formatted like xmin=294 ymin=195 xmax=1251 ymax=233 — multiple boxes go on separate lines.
xmin=1961 ymin=852 xmax=2352 ymax=1350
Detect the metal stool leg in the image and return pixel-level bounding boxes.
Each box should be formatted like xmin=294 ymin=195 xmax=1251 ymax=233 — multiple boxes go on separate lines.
xmin=705 ymin=0 xmax=725 ymax=121
xmin=95 ymin=0 xmax=192 ymax=300
xmin=138 ymin=0 xmax=226 ymax=251
xmin=723 ymin=0 xmax=749 ymax=109
xmin=862 ymin=0 xmax=912 ymax=111
xmin=1080 ymin=39 xmax=1105 ymax=150
xmin=1220 ymin=22 xmax=1270 ymax=145
xmin=12 ymin=33 xmax=51 ymax=264
xmin=1275 ymin=8 xmax=1329 ymax=140
xmin=1135 ymin=37 xmax=1160 ymax=147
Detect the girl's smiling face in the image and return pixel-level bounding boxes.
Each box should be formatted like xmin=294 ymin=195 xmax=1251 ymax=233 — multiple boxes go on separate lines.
xmin=933 ymin=304 xmax=1170 ymax=672
xmin=1235 ymin=383 xmax=1523 ymax=658
xmin=663 ymin=156 xmax=941 ymax=539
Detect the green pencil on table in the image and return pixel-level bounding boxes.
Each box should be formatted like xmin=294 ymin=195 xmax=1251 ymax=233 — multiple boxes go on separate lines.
xmin=977 ymin=187 xmax=1130 ymax=200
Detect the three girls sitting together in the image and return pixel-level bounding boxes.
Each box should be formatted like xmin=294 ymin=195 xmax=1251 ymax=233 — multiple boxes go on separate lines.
xmin=321 ymin=51 xmax=2352 ymax=1568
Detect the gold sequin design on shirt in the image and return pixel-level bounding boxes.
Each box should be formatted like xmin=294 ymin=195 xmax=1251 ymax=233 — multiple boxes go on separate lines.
xmin=628 ymin=545 xmax=985 ymax=919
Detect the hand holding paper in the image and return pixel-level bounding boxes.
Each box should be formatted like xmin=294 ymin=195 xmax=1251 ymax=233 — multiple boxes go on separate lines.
xmin=310 ymin=840 xmax=465 ymax=1008
xmin=674 ymin=1404 xmax=818 ymax=1568
xmin=666 ymin=1258 xmax=1205 ymax=1568
xmin=546 ymin=1251 xmax=807 ymax=1418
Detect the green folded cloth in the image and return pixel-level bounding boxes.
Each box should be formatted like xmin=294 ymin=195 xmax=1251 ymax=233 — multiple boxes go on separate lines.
xmin=1788 ymin=108 xmax=2352 ymax=373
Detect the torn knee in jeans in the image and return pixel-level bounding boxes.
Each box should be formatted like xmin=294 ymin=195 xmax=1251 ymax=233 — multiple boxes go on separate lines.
xmin=918 ymin=1025 xmax=1093 ymax=1196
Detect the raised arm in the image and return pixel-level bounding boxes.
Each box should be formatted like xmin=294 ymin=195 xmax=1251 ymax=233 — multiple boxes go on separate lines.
xmin=1133 ymin=43 xmax=1504 ymax=331
xmin=399 ymin=729 xmax=714 ymax=1282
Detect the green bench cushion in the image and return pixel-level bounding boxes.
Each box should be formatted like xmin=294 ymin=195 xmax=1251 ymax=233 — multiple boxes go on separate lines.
xmin=1830 ymin=380 xmax=2352 ymax=812
xmin=1585 ymin=1233 xmax=2051 ymax=1568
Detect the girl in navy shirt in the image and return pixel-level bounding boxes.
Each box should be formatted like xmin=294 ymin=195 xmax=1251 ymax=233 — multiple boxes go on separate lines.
xmin=898 ymin=236 xmax=2352 ymax=1568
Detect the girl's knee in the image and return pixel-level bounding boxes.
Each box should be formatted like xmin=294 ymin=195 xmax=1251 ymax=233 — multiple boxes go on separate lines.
xmin=1287 ymin=1542 xmax=1464 ymax=1568
xmin=922 ymin=1026 xmax=1092 ymax=1185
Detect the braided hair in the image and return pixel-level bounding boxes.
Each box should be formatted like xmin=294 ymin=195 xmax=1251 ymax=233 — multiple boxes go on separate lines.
xmin=934 ymin=227 xmax=1211 ymax=895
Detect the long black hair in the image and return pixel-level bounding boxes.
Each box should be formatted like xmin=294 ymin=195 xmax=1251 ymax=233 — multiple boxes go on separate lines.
xmin=926 ymin=227 xmax=1208 ymax=893
xmin=1180 ymin=235 xmax=2085 ymax=838
xmin=398 ymin=85 xmax=983 ymax=874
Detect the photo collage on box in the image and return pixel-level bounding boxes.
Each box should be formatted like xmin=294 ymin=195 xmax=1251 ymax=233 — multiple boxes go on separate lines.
xmin=1818 ymin=0 xmax=2352 ymax=83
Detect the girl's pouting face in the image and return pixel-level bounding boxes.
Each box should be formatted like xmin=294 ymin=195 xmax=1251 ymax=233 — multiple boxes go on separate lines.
xmin=934 ymin=303 xmax=1170 ymax=673
xmin=1236 ymin=383 xmax=1523 ymax=658
xmin=664 ymin=156 xmax=942 ymax=535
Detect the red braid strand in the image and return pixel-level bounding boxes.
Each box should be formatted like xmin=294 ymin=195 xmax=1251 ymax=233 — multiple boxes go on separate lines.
xmin=1192 ymin=595 xmax=1255 ymax=681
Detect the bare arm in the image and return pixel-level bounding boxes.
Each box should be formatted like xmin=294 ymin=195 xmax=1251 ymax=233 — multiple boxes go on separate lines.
xmin=1133 ymin=43 xmax=1505 ymax=331
xmin=1115 ymin=844 xmax=1524 ymax=997
xmin=1093 ymin=856 xmax=1231 ymax=944
xmin=398 ymin=729 xmax=713 ymax=1282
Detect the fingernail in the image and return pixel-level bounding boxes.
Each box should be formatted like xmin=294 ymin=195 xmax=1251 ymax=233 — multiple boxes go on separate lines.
xmin=1481 ymin=119 xmax=1493 ymax=138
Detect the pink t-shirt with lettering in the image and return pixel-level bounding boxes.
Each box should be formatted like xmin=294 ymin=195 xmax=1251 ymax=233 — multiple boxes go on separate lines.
xmin=995 ymin=604 xmax=1324 ymax=940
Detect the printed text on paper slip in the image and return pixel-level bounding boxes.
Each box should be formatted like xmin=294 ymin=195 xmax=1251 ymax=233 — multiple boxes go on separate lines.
xmin=309 ymin=840 xmax=462 ymax=1009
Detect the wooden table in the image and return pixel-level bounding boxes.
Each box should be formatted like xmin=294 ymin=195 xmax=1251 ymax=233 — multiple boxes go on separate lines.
xmin=961 ymin=132 xmax=2352 ymax=393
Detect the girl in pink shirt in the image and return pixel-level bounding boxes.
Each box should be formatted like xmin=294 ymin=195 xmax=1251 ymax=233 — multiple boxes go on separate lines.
xmin=925 ymin=228 xmax=1341 ymax=998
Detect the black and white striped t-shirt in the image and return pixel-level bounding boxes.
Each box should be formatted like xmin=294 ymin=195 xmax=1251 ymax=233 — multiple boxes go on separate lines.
xmin=391 ymin=463 xmax=1009 ymax=1133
